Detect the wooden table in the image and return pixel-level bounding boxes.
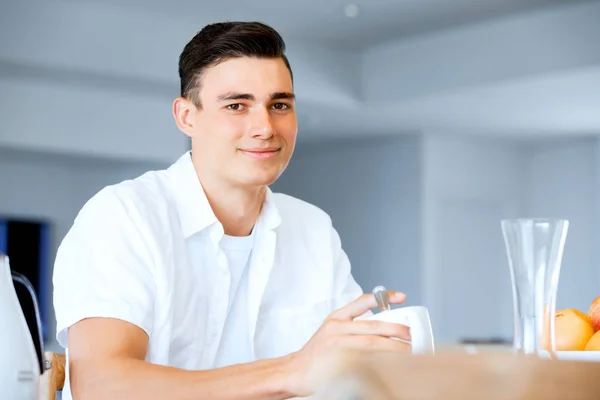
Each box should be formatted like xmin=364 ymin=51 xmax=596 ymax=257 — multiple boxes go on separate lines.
xmin=311 ymin=350 xmax=600 ymax=400
xmin=39 ymin=352 xmax=65 ymax=400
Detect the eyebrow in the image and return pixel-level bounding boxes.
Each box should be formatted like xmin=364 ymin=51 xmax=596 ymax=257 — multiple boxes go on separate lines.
xmin=217 ymin=92 xmax=295 ymax=101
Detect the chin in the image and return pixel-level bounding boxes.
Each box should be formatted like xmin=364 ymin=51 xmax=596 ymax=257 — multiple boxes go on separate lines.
xmin=239 ymin=169 xmax=281 ymax=188
xmin=250 ymin=175 xmax=279 ymax=187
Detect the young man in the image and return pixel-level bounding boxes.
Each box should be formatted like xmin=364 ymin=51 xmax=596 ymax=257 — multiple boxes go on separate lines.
xmin=53 ymin=21 xmax=410 ymax=400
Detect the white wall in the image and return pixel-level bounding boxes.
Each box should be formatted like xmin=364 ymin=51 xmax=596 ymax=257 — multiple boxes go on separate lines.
xmin=0 ymin=74 xmax=189 ymax=163
xmin=0 ymin=148 xmax=165 ymax=351
xmin=421 ymin=134 xmax=526 ymax=345
xmin=525 ymin=138 xmax=600 ymax=312
xmin=272 ymin=135 xmax=424 ymax=305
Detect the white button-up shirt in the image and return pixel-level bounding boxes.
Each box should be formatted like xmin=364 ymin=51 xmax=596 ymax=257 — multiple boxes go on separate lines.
xmin=53 ymin=152 xmax=363 ymax=399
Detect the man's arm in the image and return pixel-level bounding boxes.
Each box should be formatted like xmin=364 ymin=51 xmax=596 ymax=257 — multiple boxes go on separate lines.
xmin=68 ymin=318 xmax=296 ymax=400
xmin=68 ymin=293 xmax=411 ymax=400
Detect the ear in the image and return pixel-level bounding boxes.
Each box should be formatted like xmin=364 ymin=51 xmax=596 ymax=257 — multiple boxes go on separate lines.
xmin=172 ymin=97 xmax=198 ymax=137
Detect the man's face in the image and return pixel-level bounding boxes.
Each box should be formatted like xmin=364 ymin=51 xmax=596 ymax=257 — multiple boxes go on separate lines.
xmin=177 ymin=56 xmax=297 ymax=189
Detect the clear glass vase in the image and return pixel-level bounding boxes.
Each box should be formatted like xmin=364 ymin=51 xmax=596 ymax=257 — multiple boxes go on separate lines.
xmin=501 ymin=219 xmax=569 ymax=355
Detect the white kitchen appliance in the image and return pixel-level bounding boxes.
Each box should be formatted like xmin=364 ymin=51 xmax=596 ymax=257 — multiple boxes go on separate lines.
xmin=0 ymin=253 xmax=40 ymax=399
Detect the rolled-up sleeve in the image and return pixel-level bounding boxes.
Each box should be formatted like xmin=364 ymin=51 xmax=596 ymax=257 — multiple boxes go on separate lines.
xmin=53 ymin=187 xmax=156 ymax=348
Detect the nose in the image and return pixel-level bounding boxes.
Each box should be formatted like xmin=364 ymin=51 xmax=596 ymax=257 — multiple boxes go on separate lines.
xmin=249 ymin=107 xmax=274 ymax=139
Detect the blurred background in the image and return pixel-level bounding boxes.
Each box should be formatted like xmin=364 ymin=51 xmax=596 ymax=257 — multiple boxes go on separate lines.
xmin=1 ymin=0 xmax=599 ymax=352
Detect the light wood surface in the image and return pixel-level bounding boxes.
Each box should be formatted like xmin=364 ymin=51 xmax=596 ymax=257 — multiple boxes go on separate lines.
xmin=34 ymin=348 xmax=600 ymax=399
xmin=39 ymin=352 xmax=66 ymax=400
xmin=312 ymin=350 xmax=600 ymax=400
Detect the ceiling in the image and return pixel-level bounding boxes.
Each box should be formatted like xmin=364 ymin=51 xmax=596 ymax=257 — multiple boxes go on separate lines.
xmin=299 ymin=66 xmax=600 ymax=140
xmin=62 ymin=0 xmax=591 ymax=48
xmin=1 ymin=0 xmax=599 ymax=162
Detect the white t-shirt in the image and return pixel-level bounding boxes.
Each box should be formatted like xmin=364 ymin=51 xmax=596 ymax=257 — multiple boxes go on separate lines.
xmin=53 ymin=152 xmax=364 ymax=400
xmin=213 ymin=232 xmax=255 ymax=368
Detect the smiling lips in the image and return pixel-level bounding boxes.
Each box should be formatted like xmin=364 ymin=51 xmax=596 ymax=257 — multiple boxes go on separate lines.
xmin=239 ymin=147 xmax=281 ymax=160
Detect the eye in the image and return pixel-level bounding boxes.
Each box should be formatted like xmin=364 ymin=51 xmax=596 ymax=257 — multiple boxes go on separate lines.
xmin=272 ymin=103 xmax=291 ymax=111
xmin=226 ymin=103 xmax=245 ymax=111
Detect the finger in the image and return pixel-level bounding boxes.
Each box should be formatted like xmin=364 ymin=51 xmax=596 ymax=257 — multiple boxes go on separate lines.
xmin=339 ymin=335 xmax=412 ymax=353
xmin=330 ymin=292 xmax=407 ymax=321
xmin=334 ymin=320 xmax=411 ymax=341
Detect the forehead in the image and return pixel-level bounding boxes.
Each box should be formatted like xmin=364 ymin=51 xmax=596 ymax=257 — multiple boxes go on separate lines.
xmin=199 ymin=57 xmax=293 ymax=99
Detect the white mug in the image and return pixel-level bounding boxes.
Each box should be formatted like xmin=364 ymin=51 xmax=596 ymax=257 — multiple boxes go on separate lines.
xmin=367 ymin=306 xmax=435 ymax=354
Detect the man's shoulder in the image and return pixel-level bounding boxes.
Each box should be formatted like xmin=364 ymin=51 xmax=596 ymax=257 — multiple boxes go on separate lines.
xmin=76 ymin=168 xmax=173 ymax=226
xmin=270 ymin=192 xmax=332 ymax=226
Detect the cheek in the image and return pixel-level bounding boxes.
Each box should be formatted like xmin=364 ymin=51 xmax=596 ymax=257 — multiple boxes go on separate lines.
xmin=197 ymin=115 xmax=244 ymax=144
xmin=275 ymin=117 xmax=298 ymax=143
xmin=219 ymin=116 xmax=245 ymax=135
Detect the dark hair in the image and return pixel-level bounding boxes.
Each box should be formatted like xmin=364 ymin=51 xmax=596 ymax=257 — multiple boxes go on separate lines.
xmin=178 ymin=21 xmax=293 ymax=108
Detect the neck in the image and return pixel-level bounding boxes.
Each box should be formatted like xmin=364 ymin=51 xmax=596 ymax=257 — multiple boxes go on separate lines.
xmin=193 ymin=167 xmax=266 ymax=237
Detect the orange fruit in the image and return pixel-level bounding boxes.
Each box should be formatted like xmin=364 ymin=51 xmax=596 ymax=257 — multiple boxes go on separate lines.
xmin=585 ymin=330 xmax=600 ymax=351
xmin=552 ymin=308 xmax=595 ymax=351
xmin=588 ymin=296 xmax=600 ymax=332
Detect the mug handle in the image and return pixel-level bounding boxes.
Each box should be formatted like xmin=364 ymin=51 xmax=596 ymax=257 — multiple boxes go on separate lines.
xmin=406 ymin=308 xmax=434 ymax=354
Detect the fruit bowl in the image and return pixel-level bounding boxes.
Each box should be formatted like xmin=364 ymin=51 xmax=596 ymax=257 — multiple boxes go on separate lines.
xmin=538 ymin=350 xmax=600 ymax=362
xmin=548 ymin=297 xmax=600 ymax=354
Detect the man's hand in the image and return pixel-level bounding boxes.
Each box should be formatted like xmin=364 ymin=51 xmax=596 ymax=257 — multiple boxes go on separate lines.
xmin=285 ymin=292 xmax=411 ymax=397
xmin=66 ymin=293 xmax=410 ymax=400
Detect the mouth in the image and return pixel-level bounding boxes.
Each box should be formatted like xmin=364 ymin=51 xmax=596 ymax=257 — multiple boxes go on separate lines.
xmin=239 ymin=147 xmax=281 ymax=160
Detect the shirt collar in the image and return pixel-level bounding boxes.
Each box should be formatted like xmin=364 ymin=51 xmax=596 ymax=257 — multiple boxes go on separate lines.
xmin=168 ymin=152 xmax=281 ymax=239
